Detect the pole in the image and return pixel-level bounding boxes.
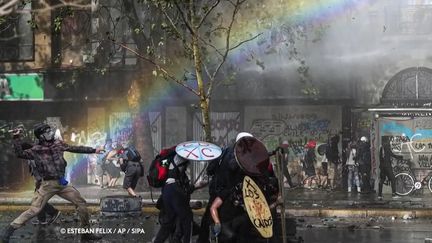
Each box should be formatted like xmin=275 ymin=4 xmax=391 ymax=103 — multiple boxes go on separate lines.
xmin=276 ymin=150 xmax=287 ymax=243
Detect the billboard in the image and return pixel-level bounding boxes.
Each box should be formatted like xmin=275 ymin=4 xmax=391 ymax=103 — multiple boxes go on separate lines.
xmin=0 ymin=73 xmax=44 ymax=100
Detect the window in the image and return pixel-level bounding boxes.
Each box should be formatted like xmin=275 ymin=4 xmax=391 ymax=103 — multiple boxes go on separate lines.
xmin=0 ymin=2 xmax=34 ymax=61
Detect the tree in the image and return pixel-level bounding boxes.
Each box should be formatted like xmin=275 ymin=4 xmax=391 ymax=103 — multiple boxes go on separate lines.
xmin=109 ymin=0 xmax=261 ymax=142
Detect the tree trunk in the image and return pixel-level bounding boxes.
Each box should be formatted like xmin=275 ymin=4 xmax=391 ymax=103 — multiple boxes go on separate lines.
xmin=192 ymin=35 xmax=212 ymax=142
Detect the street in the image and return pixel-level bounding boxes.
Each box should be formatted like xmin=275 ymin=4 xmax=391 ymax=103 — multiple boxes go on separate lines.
xmin=1 ymin=210 xmax=432 ymax=243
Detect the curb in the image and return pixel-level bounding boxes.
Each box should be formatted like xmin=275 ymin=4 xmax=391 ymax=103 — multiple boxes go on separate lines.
xmin=1 ymin=204 xmax=431 ymax=218
xmin=286 ymin=208 xmax=432 ymax=218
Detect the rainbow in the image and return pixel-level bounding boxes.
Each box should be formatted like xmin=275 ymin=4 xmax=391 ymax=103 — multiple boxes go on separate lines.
xmin=15 ymin=0 xmax=374 ymax=192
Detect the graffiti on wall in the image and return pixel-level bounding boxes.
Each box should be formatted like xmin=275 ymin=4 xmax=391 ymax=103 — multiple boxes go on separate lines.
xmin=381 ymin=119 xmax=432 ymax=169
xmin=109 ymin=112 xmax=133 ymax=147
xmin=249 ymin=111 xmax=339 ymax=151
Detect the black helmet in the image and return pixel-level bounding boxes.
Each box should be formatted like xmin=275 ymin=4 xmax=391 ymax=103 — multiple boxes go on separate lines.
xmin=33 ymin=123 xmax=50 ymax=139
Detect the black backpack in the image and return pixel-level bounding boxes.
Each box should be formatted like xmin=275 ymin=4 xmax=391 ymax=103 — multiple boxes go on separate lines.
xmin=147 ymin=146 xmax=177 ymax=188
xmin=123 ymin=146 xmax=141 ymax=162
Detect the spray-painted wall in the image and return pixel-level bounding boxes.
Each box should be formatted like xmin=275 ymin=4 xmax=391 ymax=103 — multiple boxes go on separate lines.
xmin=379 ymin=118 xmax=432 ymax=166
xmin=244 ymin=105 xmax=341 ymax=150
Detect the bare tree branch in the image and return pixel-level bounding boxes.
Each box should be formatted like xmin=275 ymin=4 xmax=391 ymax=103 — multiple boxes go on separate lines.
xmin=112 ymin=39 xmax=200 ymax=97
xmin=206 ymin=0 xmax=247 ymax=98
xmin=229 ymin=33 xmax=262 ymax=51
xmin=198 ymin=37 xmax=224 ymax=57
xmin=197 ymin=0 xmax=220 ymax=29
xmin=174 ymin=1 xmax=195 ymax=35
xmin=159 ymin=7 xmax=193 ymax=53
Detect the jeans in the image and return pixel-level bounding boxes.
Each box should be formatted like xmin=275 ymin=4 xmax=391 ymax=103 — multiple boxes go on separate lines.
xmin=11 ymin=180 xmax=89 ymax=228
xmin=347 ymin=165 xmax=360 ymax=188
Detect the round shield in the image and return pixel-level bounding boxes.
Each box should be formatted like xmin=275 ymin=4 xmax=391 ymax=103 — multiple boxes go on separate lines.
xmin=242 ymin=176 xmax=273 ymax=238
xmin=175 ymin=141 xmax=222 ymax=161
xmin=234 ymin=136 xmax=269 ymax=176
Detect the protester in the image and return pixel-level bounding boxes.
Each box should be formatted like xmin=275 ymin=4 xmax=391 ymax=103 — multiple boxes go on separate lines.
xmin=303 ymin=140 xmax=317 ymax=189
xmin=208 ymin=132 xmax=278 ymax=243
xmin=154 ymin=154 xmax=194 ymax=243
xmin=1 ymin=123 xmax=104 ymax=242
xmin=346 ymin=141 xmax=360 ymax=193
xmin=105 ymin=142 xmax=122 ymax=188
xmin=119 ymin=146 xmax=144 ymax=197
xmin=279 ymin=140 xmax=295 ymax=188
xmin=197 ymin=133 xmax=249 ymax=243
xmin=378 ymin=136 xmax=403 ymax=200
xmin=327 ymin=134 xmax=341 ymax=189
xmin=96 ymin=138 xmax=112 ymax=188
xmin=20 ymin=142 xmax=60 ymax=225
xmin=319 ymin=153 xmax=329 ymax=189
xmin=357 ymin=136 xmax=372 ymax=192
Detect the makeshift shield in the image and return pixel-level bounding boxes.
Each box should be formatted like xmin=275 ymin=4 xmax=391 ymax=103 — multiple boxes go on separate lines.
xmin=175 ymin=141 xmax=222 ymax=161
xmin=234 ymin=136 xmax=269 ymax=176
xmin=242 ymin=175 xmax=273 ymax=238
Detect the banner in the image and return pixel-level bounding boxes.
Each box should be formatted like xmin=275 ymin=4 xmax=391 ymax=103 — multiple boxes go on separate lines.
xmin=0 ymin=73 xmax=44 ymax=100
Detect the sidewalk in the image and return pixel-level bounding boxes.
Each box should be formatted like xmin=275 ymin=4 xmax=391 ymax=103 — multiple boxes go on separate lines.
xmin=1 ymin=185 xmax=432 ymax=218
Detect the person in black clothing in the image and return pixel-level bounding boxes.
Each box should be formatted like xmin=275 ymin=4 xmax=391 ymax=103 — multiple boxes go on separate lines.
xmin=327 ymin=134 xmax=340 ymax=189
xmin=207 ymin=132 xmax=279 ymax=243
xmin=154 ymin=154 xmax=194 ymax=243
xmin=277 ymin=140 xmax=294 ymax=188
xmin=197 ymin=140 xmax=244 ymax=243
xmin=303 ymin=140 xmax=317 ymax=188
xmin=357 ymin=136 xmax=372 ymax=192
xmin=378 ymin=136 xmax=403 ymax=199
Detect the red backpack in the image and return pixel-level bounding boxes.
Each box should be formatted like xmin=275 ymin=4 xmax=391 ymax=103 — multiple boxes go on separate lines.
xmin=147 ymin=146 xmax=177 ymax=188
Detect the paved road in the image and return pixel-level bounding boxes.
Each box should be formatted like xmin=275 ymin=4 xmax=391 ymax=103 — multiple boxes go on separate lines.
xmin=1 ymin=211 xmax=432 ymax=243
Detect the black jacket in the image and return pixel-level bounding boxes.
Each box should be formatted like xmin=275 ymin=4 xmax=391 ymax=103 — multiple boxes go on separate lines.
xmin=379 ymin=143 xmax=402 ymax=168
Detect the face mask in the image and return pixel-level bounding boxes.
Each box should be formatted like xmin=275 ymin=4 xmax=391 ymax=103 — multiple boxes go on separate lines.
xmin=41 ymin=128 xmax=55 ymax=142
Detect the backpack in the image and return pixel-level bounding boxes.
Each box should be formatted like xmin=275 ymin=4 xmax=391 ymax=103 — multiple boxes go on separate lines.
xmin=147 ymin=146 xmax=177 ymax=188
xmin=123 ymin=146 xmax=142 ymax=162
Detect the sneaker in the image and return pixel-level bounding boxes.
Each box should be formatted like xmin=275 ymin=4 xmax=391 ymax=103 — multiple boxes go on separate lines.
xmin=32 ymin=219 xmax=48 ymax=225
xmin=47 ymin=210 xmax=61 ymax=224
xmin=2 ymin=225 xmax=16 ymax=242
xmin=377 ymin=196 xmax=383 ymax=200
xmin=348 ymin=187 xmax=352 ymax=192
xmin=392 ymin=194 xmax=401 ymax=199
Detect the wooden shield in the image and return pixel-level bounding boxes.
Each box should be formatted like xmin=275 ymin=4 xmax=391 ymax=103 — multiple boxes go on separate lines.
xmin=175 ymin=141 xmax=222 ymax=161
xmin=234 ymin=137 xmax=269 ymax=176
xmin=242 ymin=176 xmax=273 ymax=238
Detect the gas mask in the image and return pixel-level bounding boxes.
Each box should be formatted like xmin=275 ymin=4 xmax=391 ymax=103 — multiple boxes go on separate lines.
xmin=40 ymin=127 xmax=55 ymax=142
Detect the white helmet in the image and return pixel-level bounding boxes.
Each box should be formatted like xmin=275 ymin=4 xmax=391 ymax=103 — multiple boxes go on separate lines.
xmin=236 ymin=132 xmax=253 ymax=142
xmin=360 ymin=136 xmax=367 ymax=142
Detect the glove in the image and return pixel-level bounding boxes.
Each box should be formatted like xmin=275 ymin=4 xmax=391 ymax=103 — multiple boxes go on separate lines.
xmin=211 ymin=223 xmax=222 ymax=237
xmin=59 ymin=176 xmax=69 ymax=186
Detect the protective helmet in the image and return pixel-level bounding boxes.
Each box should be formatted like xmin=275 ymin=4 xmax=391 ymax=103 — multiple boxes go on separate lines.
xmin=360 ymin=136 xmax=367 ymax=142
xmin=306 ymin=140 xmax=317 ymax=149
xmin=236 ymin=132 xmax=253 ymax=142
xmin=33 ymin=123 xmax=54 ymax=142
xmin=33 ymin=123 xmax=50 ymax=139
